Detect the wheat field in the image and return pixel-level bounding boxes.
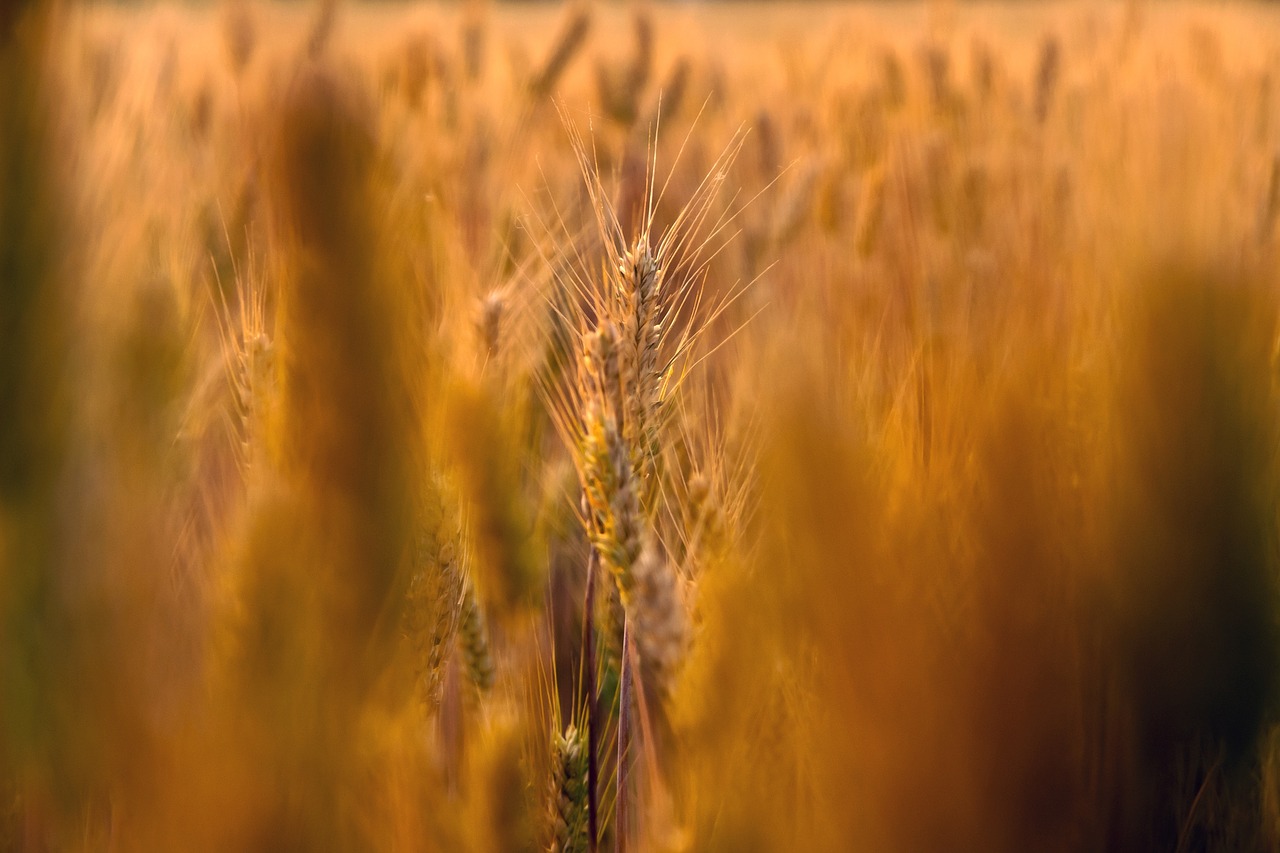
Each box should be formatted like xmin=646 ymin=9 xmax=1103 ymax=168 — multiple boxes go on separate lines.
xmin=3 ymin=0 xmax=1280 ymax=849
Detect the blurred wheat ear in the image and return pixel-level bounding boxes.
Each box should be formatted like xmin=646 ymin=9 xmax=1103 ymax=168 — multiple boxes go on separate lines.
xmin=221 ymin=60 xmax=417 ymax=848
xmin=530 ymin=3 xmax=591 ymax=99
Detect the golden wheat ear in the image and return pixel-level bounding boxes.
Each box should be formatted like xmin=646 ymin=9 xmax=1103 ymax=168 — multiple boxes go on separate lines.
xmin=549 ymin=719 xmax=591 ymax=852
xmin=206 ymin=235 xmax=272 ymax=482
xmin=541 ymin=105 xmax=754 ymax=477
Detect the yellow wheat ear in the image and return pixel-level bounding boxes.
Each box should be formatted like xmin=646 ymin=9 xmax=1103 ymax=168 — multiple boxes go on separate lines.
xmin=549 ymin=722 xmax=590 ymax=853
xmin=211 ymin=61 xmax=418 ymax=848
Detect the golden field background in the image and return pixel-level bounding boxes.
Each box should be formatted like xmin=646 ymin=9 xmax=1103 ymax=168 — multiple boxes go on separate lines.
xmin=5 ymin=0 xmax=1280 ymax=850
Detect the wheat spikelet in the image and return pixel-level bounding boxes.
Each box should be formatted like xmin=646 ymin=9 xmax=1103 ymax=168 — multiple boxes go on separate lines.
xmin=403 ymin=519 xmax=464 ymax=711
xmin=457 ymin=574 xmax=496 ymax=693
xmin=238 ymin=332 xmax=274 ymax=464
xmin=550 ymin=724 xmax=590 ymax=853
xmin=578 ymin=323 xmax=684 ymax=695
xmin=614 ymin=243 xmax=664 ymax=506
xmin=685 ymin=471 xmax=725 ymax=560
xmin=625 ymin=539 xmax=684 ymax=695
xmin=212 ymin=261 xmax=274 ymax=480
xmin=579 ymin=325 xmax=641 ymax=573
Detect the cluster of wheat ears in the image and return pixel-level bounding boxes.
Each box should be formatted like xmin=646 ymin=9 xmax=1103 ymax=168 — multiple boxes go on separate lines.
xmin=7 ymin=0 xmax=1280 ymax=850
